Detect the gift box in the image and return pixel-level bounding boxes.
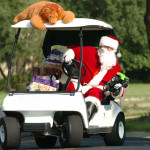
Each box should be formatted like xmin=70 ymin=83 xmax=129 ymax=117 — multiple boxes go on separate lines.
xmin=29 ymin=75 xmax=59 ymax=91
xmin=33 ymin=67 xmax=40 ymax=76
xmin=40 ymin=67 xmax=62 ymax=78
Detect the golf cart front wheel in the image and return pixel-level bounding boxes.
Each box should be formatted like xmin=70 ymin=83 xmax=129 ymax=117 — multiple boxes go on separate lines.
xmin=0 ymin=117 xmax=20 ymax=149
xmin=103 ymin=113 xmax=125 ymax=146
xmin=59 ymin=115 xmax=83 ymax=148
xmin=35 ymin=136 xmax=57 ymax=148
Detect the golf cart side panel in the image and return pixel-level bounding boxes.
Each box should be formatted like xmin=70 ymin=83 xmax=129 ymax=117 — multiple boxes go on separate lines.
xmin=109 ymin=101 xmax=124 ymax=126
xmin=1 ymin=92 xmax=89 ymax=128
xmin=89 ymin=101 xmax=123 ymax=128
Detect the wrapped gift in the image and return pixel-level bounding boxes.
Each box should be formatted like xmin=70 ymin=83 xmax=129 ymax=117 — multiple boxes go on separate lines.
xmin=41 ymin=67 xmax=62 ymax=78
xmin=29 ymin=75 xmax=59 ymax=91
xmin=44 ymin=48 xmax=64 ymax=65
xmin=33 ymin=67 xmax=40 ymax=76
xmin=40 ymin=48 xmax=65 ymax=78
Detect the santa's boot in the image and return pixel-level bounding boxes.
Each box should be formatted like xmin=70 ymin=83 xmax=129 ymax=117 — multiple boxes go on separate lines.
xmin=86 ymin=101 xmax=97 ymax=121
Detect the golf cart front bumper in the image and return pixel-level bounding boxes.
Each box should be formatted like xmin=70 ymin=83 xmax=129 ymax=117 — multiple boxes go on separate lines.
xmin=22 ymin=122 xmax=60 ymax=135
xmin=22 ymin=123 xmax=51 ymax=132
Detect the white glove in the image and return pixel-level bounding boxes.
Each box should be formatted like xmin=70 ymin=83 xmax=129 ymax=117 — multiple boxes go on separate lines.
xmin=96 ymin=85 xmax=103 ymax=90
xmin=62 ymin=49 xmax=75 ymax=63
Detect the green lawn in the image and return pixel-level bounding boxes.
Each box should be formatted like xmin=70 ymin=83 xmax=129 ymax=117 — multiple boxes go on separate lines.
xmin=122 ymin=99 xmax=150 ymax=117
xmin=125 ymin=83 xmax=150 ymax=98
xmin=0 ymin=91 xmax=8 ymax=106
xmin=115 ymin=83 xmax=150 ymax=118
xmin=126 ymin=114 xmax=150 ymax=132
xmin=116 ymin=83 xmax=150 ymax=131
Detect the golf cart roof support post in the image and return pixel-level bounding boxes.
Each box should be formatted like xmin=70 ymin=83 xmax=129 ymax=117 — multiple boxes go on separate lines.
xmin=6 ymin=28 xmax=21 ymax=93
xmin=75 ymin=27 xmax=83 ymax=92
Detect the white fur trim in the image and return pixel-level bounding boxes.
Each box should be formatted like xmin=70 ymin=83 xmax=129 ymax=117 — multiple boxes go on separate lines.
xmin=99 ymin=36 xmax=119 ymax=50
xmin=81 ymin=85 xmax=92 ymax=94
xmin=62 ymin=49 xmax=75 ymax=63
xmin=85 ymin=96 xmax=101 ymax=110
xmin=117 ymin=52 xmax=122 ymax=58
xmin=120 ymin=87 xmax=124 ymax=97
xmin=88 ymin=69 xmax=107 ymax=87
xmin=96 ymin=85 xmax=104 ymax=90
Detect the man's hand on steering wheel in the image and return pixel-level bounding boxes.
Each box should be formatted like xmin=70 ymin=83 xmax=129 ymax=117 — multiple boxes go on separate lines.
xmin=62 ymin=49 xmax=75 ymax=63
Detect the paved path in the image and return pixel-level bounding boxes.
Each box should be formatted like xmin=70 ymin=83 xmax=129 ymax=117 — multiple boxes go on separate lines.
xmin=126 ymin=131 xmax=150 ymax=139
xmin=0 ymin=134 xmax=150 ymax=150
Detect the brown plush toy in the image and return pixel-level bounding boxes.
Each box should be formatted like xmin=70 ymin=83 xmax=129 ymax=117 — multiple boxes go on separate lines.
xmin=13 ymin=1 xmax=75 ymax=30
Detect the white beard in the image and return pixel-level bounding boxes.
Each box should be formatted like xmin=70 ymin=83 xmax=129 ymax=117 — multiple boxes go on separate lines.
xmin=88 ymin=48 xmax=117 ymax=87
xmin=98 ymin=47 xmax=116 ymax=70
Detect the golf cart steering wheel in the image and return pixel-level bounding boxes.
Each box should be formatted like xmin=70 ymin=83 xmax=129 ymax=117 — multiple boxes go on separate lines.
xmin=62 ymin=59 xmax=86 ymax=79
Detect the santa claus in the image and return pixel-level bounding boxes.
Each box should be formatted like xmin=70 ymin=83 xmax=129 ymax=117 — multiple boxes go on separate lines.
xmin=62 ymin=35 xmax=124 ymax=120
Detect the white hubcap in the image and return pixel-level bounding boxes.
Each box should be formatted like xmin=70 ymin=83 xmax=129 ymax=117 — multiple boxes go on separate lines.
xmin=0 ymin=125 xmax=5 ymax=143
xmin=118 ymin=121 xmax=124 ymax=139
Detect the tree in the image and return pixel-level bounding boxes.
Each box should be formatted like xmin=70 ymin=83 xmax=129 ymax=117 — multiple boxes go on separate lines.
xmin=0 ymin=0 xmax=45 ymax=89
xmin=0 ymin=0 xmax=150 ymax=85
xmin=51 ymin=0 xmax=150 ymax=81
xmin=144 ymin=0 xmax=150 ymax=49
xmin=0 ymin=67 xmax=6 ymax=79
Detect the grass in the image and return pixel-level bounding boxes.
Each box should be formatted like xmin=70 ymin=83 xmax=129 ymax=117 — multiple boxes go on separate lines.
xmin=125 ymin=83 xmax=150 ymax=98
xmin=122 ymin=99 xmax=150 ymax=117
xmin=116 ymin=83 xmax=150 ymax=118
xmin=126 ymin=113 xmax=150 ymax=132
xmin=0 ymin=91 xmax=8 ymax=106
xmin=116 ymin=83 xmax=150 ymax=132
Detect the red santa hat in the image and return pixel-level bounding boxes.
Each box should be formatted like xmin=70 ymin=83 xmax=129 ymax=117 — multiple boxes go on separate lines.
xmin=99 ymin=35 xmax=120 ymax=51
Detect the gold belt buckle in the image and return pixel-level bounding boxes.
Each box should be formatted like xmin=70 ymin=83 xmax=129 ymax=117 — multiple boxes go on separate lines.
xmin=83 ymin=82 xmax=87 ymax=86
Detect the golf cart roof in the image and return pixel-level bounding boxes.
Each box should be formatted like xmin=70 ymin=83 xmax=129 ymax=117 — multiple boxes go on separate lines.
xmin=11 ymin=18 xmax=116 ymax=57
xmin=11 ymin=18 xmax=113 ymax=30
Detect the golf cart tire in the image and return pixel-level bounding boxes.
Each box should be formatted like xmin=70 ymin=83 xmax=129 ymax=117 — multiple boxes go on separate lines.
xmin=0 ymin=117 xmax=20 ymax=149
xmin=35 ymin=136 xmax=57 ymax=148
xmin=103 ymin=113 xmax=125 ymax=146
xmin=59 ymin=115 xmax=83 ymax=148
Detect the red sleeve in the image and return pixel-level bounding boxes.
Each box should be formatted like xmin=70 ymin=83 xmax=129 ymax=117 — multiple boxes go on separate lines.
xmin=67 ymin=45 xmax=81 ymax=61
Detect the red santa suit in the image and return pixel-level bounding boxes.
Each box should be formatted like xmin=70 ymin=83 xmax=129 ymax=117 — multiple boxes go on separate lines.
xmin=64 ymin=35 xmax=124 ymax=108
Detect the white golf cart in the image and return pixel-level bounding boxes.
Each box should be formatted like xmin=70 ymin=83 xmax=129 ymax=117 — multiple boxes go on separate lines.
xmin=0 ymin=18 xmax=126 ymax=149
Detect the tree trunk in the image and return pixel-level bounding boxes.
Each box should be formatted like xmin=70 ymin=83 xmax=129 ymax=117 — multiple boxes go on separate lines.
xmin=144 ymin=0 xmax=150 ymax=49
xmin=0 ymin=66 xmax=6 ymax=79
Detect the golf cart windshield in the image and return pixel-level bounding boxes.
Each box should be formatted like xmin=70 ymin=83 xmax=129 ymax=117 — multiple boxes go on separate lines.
xmin=8 ymin=18 xmax=116 ymax=94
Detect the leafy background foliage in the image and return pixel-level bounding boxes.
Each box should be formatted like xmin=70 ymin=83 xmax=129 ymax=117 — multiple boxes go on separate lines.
xmin=0 ymin=0 xmax=149 ymax=91
xmin=52 ymin=0 xmax=150 ymax=81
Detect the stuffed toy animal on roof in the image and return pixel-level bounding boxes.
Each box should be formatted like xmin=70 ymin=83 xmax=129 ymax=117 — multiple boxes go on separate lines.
xmin=13 ymin=1 xmax=75 ymax=30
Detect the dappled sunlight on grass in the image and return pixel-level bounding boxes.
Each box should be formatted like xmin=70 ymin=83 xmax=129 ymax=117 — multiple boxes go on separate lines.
xmin=125 ymin=83 xmax=150 ymax=98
